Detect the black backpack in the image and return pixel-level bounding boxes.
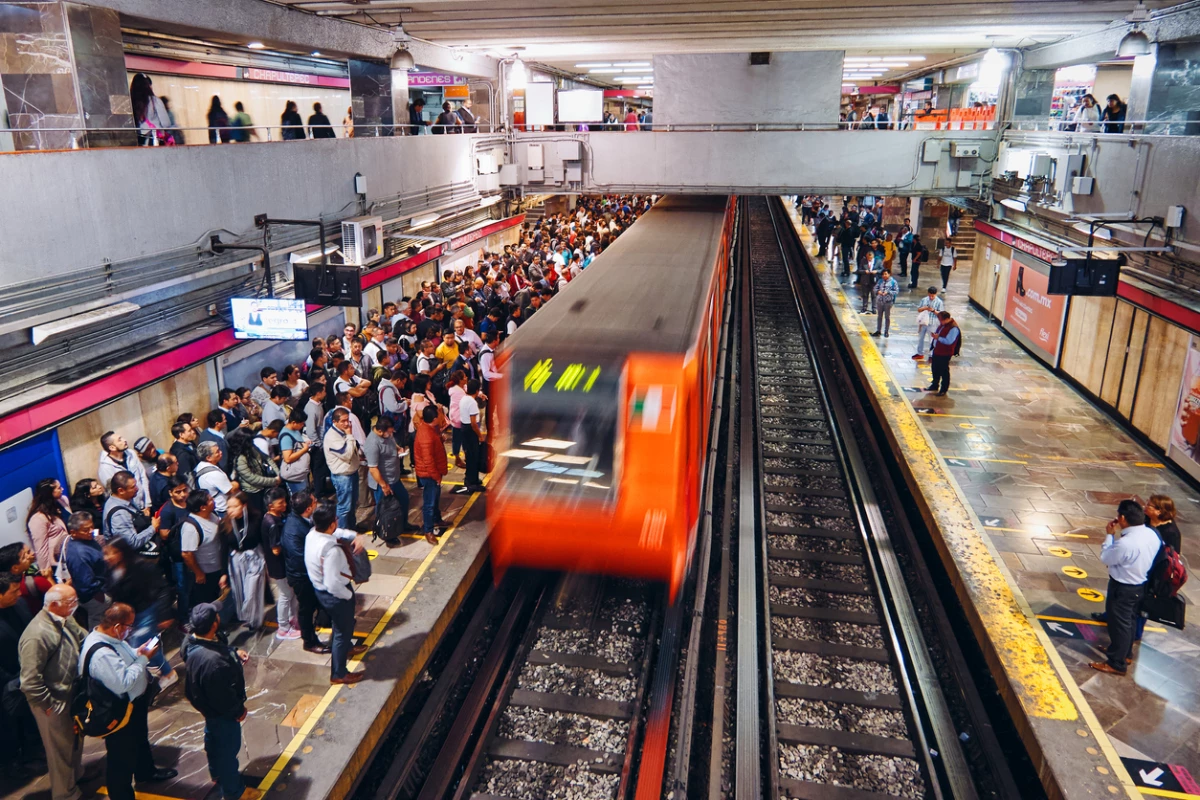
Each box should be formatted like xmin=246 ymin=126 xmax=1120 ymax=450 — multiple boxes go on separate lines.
xmin=72 ymin=642 xmax=133 ymax=738
xmin=374 ymin=493 xmax=407 ymax=544
xmin=104 ymin=505 xmax=159 ymax=558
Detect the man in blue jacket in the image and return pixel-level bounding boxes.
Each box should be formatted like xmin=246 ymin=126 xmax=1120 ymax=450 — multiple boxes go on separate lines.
xmin=181 ymin=603 xmax=260 ymax=800
xmin=62 ymin=512 xmax=109 ymax=627
xmin=280 ymin=491 xmax=329 ymax=654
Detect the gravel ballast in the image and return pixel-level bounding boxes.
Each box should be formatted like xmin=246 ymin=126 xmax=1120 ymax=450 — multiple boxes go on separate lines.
xmin=776 ymin=697 xmax=909 ymax=740
xmin=778 ymin=744 xmax=926 ymax=799
xmin=771 ymin=616 xmax=884 ymax=649
xmin=772 ymin=650 xmax=898 ymax=694
xmin=498 ymin=706 xmax=630 ymax=753
xmin=476 ymin=758 xmax=620 ymax=800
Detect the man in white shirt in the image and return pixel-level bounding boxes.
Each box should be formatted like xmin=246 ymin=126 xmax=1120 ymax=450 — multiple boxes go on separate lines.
xmin=453 ymin=379 xmax=486 ymax=496
xmin=1090 ymin=500 xmax=1162 ymax=676
xmin=304 ymin=504 xmax=366 ymax=685
xmin=452 ymin=317 xmax=482 ymax=356
xmin=938 ymin=243 xmax=957 ymax=290
xmin=195 ymin=442 xmax=238 ymax=515
xmin=363 ymin=328 xmax=387 ymax=367
xmin=250 ymin=368 xmax=278 ymax=411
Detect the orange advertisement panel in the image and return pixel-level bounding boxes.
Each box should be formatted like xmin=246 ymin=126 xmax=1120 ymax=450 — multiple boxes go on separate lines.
xmin=1003 ymin=252 xmax=1068 ymax=365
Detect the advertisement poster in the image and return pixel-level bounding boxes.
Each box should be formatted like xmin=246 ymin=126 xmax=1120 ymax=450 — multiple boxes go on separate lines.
xmin=1003 ymin=252 xmax=1068 ymax=365
xmin=1168 ymin=337 xmax=1200 ymax=479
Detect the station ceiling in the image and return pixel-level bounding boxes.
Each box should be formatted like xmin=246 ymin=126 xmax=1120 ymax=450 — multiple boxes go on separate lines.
xmin=272 ymin=0 xmax=1186 ymax=79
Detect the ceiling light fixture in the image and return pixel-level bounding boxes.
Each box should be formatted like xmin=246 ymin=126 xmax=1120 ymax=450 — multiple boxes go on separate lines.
xmin=614 ymin=61 xmax=651 ymax=67
xmin=390 ymin=48 xmax=416 ymax=71
xmin=616 ymin=76 xmax=652 ymax=83
xmin=509 ymin=56 xmax=527 ymax=90
xmin=588 ymin=68 xmax=625 ymax=74
xmin=637 ymin=85 xmax=654 ymax=89
xmin=575 ymin=62 xmax=611 ymax=68
xmin=1117 ymin=1 xmax=1154 ymax=56
xmin=247 ymin=41 xmax=265 ymax=49
xmin=884 ymin=55 xmax=925 ymax=61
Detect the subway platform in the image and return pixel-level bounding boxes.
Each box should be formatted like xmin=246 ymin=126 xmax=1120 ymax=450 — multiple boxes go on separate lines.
xmin=2 ymin=465 xmax=489 ymax=800
xmin=790 ymin=207 xmax=1200 ymax=800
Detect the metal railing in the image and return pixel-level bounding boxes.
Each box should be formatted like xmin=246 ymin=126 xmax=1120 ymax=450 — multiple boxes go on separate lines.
xmin=1008 ymin=117 xmax=1198 ymax=135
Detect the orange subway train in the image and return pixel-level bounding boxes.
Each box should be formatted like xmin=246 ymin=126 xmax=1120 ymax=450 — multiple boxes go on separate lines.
xmin=488 ymin=195 xmax=735 ymax=602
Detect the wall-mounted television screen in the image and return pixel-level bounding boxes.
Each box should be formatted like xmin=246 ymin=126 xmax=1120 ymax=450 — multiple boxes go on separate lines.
xmin=230 ymin=297 xmax=308 ymax=341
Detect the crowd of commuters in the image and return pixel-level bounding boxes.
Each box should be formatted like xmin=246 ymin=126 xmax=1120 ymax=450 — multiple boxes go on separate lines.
xmin=0 ymin=194 xmax=651 ymax=799
xmin=801 ymin=195 xmax=963 ymax=393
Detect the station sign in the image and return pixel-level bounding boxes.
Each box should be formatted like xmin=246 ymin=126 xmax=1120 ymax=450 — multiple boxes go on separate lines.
xmin=409 ymin=71 xmax=469 ymax=87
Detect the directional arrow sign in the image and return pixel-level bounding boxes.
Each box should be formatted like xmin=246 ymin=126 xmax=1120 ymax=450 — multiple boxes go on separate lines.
xmin=945 ymin=458 xmax=972 ymax=468
xmin=1048 ymin=546 xmax=1072 ymax=558
xmin=915 ymin=407 xmax=937 ymax=415
xmin=1121 ymin=757 xmax=1193 ymax=794
xmin=983 ymin=517 xmax=1003 ymax=527
xmin=1062 ymin=566 xmax=1088 ymax=580
xmin=1078 ymin=587 xmax=1105 ymax=603
xmin=1140 ymin=767 xmax=1166 ymax=787
xmin=1040 ymin=619 xmax=1078 ymax=638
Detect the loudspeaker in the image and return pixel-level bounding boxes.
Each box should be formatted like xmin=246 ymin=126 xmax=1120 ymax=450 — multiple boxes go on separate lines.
xmin=293 ymin=264 xmax=363 ymax=307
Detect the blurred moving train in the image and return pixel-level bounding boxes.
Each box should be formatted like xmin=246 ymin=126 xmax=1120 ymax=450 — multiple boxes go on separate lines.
xmin=488 ymin=195 xmax=735 ymax=601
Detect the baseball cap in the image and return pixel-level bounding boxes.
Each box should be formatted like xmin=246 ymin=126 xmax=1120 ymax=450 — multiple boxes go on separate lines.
xmin=189 ymin=602 xmax=220 ymax=633
xmin=134 ymin=436 xmax=152 ymax=452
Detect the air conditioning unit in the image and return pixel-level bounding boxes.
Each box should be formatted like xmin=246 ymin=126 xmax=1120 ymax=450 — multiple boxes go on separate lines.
xmin=341 ymin=215 xmax=384 ymax=267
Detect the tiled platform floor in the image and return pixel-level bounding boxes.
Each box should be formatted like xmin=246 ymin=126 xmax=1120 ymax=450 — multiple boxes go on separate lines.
xmin=792 ymin=208 xmax=1200 ymax=788
xmin=1 ymin=456 xmax=487 ymax=800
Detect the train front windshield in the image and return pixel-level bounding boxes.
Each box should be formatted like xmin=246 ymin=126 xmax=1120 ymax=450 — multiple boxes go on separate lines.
xmin=502 ymin=354 xmax=623 ymax=505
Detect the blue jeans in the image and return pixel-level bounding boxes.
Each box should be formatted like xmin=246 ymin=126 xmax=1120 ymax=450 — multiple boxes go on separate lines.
xmin=451 ymin=426 xmax=464 ymax=457
xmin=373 ymin=481 xmax=411 ymax=523
xmin=314 ymin=588 xmax=355 ymax=679
xmin=130 ymin=606 xmax=172 ymax=676
xmin=286 ymin=479 xmax=309 ymax=496
xmin=330 ymin=473 xmax=358 ymax=529
xmin=204 ymin=715 xmax=244 ymax=799
xmin=418 ymin=477 xmax=441 ymax=533
xmin=171 ymin=561 xmax=193 ymax=625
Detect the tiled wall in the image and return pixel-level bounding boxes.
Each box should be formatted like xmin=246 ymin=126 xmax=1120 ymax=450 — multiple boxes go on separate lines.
xmin=64 ymin=2 xmax=133 ymax=147
xmin=0 ymin=1 xmax=132 ymax=150
xmin=348 ymin=58 xmax=393 ymax=136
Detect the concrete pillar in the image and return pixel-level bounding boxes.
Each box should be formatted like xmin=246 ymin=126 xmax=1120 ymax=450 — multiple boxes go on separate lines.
xmin=348 ymin=58 xmax=394 ymax=136
xmin=0 ymin=1 xmax=134 ymax=150
xmin=1125 ymin=45 xmax=1157 ymax=132
xmin=390 ymin=68 xmax=410 ymax=135
xmin=909 ymin=198 xmax=923 ymax=234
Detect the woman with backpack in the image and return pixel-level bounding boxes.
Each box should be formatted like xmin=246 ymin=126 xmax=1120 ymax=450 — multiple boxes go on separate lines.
xmin=207 ymin=96 xmax=231 ymax=144
xmin=228 ymin=428 xmax=281 ymax=514
xmin=1146 ymin=495 xmax=1180 ymax=554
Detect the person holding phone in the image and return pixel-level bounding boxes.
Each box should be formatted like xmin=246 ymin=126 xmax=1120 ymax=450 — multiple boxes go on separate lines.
xmin=181 ymin=603 xmax=259 ymax=800
xmin=80 ymin=603 xmax=178 ymax=800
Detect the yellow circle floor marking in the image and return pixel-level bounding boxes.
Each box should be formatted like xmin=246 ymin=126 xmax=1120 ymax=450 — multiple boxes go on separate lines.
xmin=1062 ymin=565 xmax=1088 ymax=579
xmin=367 ymin=549 xmax=378 ymax=560
xmin=1048 ymin=546 xmax=1072 ymax=558
xmin=1077 ymin=587 xmax=1104 ymax=602
xmin=959 ymin=423 xmax=975 ymax=429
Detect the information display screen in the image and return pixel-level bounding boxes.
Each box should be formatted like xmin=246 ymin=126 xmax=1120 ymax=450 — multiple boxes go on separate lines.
xmin=558 ymin=89 xmax=604 ymax=122
xmin=230 ymin=297 xmax=308 ymax=341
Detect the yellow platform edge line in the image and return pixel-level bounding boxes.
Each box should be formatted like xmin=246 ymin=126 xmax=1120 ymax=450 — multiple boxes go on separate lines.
xmin=256 ymin=486 xmax=484 ymax=793
xmin=794 ymin=216 xmax=1142 ymax=800
xmin=1139 ymin=788 xmax=1200 ymax=800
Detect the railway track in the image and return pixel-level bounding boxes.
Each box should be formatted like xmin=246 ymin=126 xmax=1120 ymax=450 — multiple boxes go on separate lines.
xmin=394 ymin=574 xmax=664 ymax=800
xmin=728 ymin=196 xmax=983 ymax=800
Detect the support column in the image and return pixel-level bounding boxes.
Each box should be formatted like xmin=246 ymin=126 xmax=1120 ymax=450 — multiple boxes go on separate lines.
xmin=349 ymin=58 xmax=393 ymax=137
xmin=0 ymin=1 xmax=133 ymax=151
xmin=390 ymin=67 xmax=409 ymax=136
xmin=1125 ymin=45 xmax=1157 ymax=132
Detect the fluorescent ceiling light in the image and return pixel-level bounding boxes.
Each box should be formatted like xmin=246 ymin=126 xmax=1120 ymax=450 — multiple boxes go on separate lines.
xmin=884 ymin=56 xmax=924 ymax=61
xmin=637 ymin=85 xmax=654 ymax=89
xmin=247 ymin=41 xmax=265 ymax=49
xmin=844 ymin=57 xmax=874 ymax=62
xmin=999 ymin=198 xmax=1027 ymax=213
xmin=410 ymin=212 xmax=441 ymax=229
xmin=32 ymin=302 xmax=141 ymax=346
xmin=617 ymin=76 xmax=652 ymax=83
xmin=575 ymin=62 xmax=611 ymax=68
xmin=1073 ymin=222 xmax=1113 ymax=239
xmin=588 ymin=68 xmax=625 ymax=74
xmin=614 ymin=61 xmax=651 ymax=67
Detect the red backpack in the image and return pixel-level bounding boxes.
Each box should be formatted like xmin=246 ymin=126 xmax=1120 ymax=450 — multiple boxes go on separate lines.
xmin=1149 ymin=540 xmax=1188 ymax=600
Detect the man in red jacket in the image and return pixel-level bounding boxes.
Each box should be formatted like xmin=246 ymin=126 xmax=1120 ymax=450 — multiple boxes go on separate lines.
xmin=413 ymin=404 xmax=448 ymax=544
xmin=926 ymin=311 xmax=960 ymax=397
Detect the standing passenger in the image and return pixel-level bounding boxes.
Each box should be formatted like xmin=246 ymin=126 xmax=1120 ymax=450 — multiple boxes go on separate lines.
xmin=308 ymin=102 xmax=335 ymax=139
xmin=280 ymin=101 xmax=306 ymax=140
xmin=926 ymin=311 xmax=959 ymax=396
xmin=1089 ymin=501 xmax=1160 ymax=676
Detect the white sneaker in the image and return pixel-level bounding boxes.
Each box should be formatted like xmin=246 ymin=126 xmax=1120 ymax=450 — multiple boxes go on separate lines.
xmin=158 ymin=671 xmax=179 ymax=690
xmin=276 ymin=626 xmax=302 ymax=641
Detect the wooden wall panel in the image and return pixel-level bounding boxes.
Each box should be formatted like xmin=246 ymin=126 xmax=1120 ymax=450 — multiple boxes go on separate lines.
xmin=1118 ymin=309 xmax=1150 ymax=419
xmin=1060 ymin=296 xmax=1117 ymax=396
xmin=1100 ymin=300 xmax=1136 ymax=406
xmin=56 ymin=363 xmax=213 ymax=489
xmin=1131 ymin=316 xmax=1190 ymax=449
xmin=968 ymin=235 xmax=1011 ymax=317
